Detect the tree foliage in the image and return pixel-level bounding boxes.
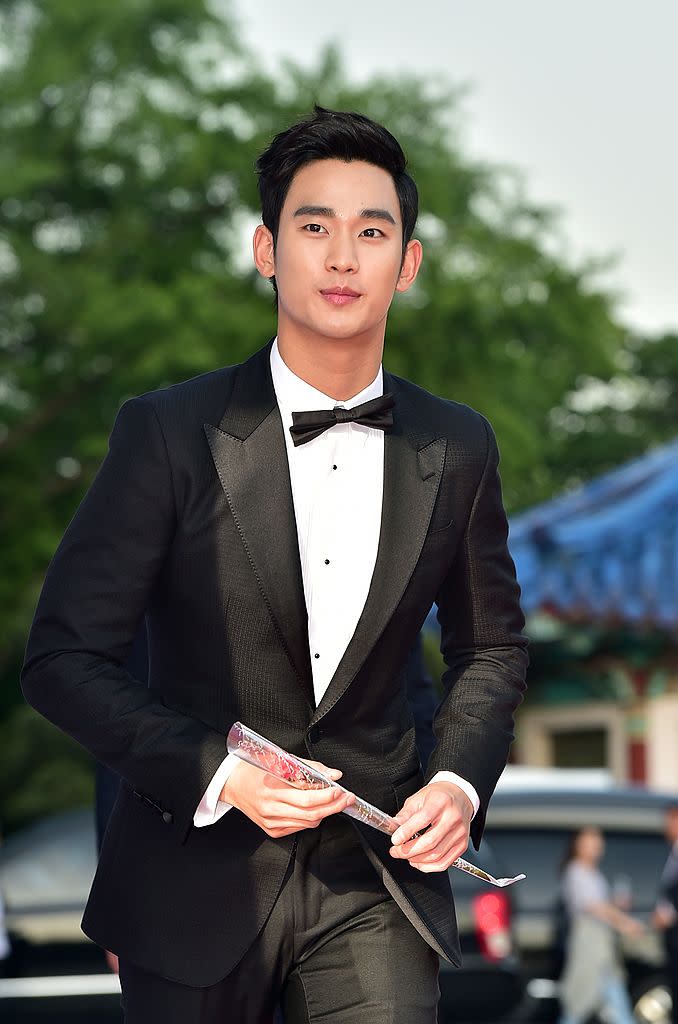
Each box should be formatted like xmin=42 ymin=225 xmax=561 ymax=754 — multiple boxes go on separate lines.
xmin=547 ymin=330 xmax=678 ymax=486
xmin=1 ymin=0 xmax=657 ymax=830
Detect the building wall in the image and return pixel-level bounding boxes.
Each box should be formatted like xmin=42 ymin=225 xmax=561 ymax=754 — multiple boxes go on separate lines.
xmin=516 ymin=692 xmax=678 ymax=793
xmin=516 ymin=700 xmax=628 ymax=780
xmin=646 ymin=694 xmax=678 ymax=790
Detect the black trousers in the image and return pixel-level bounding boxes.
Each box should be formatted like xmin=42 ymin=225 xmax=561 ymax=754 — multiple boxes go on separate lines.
xmin=119 ymin=814 xmax=440 ymax=1023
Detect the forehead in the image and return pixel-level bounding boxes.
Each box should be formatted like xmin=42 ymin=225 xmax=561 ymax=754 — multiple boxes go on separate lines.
xmin=282 ymin=159 xmax=400 ymax=222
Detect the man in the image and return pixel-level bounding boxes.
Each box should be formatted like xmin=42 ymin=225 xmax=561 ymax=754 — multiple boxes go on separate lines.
xmin=21 ymin=106 xmax=528 ymax=1022
xmin=654 ymin=804 xmax=678 ymax=1024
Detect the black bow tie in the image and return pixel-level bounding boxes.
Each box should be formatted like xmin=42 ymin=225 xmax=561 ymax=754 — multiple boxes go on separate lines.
xmin=289 ymin=392 xmax=395 ymax=447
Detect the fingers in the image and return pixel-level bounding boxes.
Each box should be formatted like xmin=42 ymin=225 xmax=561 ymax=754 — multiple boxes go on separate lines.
xmin=407 ymin=832 xmax=460 ymax=866
xmin=391 ymin=806 xmax=442 ymax=846
xmin=393 ymin=829 xmax=467 ymax=873
xmin=236 ymin=758 xmax=355 ymax=839
xmin=272 ymin=781 xmax=354 ymax=811
xmin=251 ymin=760 xmax=355 ymax=838
xmin=299 ymin=758 xmax=343 ymax=781
xmin=287 ymin=787 xmax=354 ymax=817
xmin=390 ymin=821 xmax=444 ymax=861
xmin=390 ymin=792 xmax=469 ymax=872
xmin=394 ymin=822 xmax=448 ymax=859
xmin=395 ymin=815 xmax=448 ymax=856
xmin=391 ymin=786 xmax=467 ymax=845
xmin=410 ymin=854 xmax=459 ymax=873
xmin=396 ymin=809 xmax=468 ymax=858
xmin=259 ymin=789 xmax=355 ymax=833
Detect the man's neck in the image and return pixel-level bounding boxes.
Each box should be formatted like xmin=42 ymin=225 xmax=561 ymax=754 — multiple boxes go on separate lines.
xmin=276 ymin=325 xmax=384 ymax=402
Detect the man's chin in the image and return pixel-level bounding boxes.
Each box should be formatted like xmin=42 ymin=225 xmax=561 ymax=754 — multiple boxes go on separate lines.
xmin=278 ymin=306 xmax=386 ymax=346
xmin=303 ymin=315 xmax=381 ymax=345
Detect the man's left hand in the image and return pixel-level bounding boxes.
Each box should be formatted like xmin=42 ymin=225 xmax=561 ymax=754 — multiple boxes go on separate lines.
xmin=389 ymin=781 xmax=473 ymax=872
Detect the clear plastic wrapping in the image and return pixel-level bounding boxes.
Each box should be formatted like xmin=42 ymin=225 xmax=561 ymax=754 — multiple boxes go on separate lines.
xmin=226 ymin=722 xmax=525 ymax=887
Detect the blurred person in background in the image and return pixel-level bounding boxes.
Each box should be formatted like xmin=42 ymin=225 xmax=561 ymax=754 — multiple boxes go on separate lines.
xmin=653 ymin=805 xmax=678 ymax=1024
xmin=558 ymin=826 xmax=644 ymax=1024
xmin=0 ymin=822 xmax=11 ymax=979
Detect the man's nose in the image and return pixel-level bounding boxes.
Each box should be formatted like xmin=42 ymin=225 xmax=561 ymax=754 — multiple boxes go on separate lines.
xmin=326 ymin=234 xmax=358 ymax=274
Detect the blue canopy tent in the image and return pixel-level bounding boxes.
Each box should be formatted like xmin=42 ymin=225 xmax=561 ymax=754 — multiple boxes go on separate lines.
xmin=425 ymin=439 xmax=678 ymax=632
xmin=508 ymin=439 xmax=678 ymax=629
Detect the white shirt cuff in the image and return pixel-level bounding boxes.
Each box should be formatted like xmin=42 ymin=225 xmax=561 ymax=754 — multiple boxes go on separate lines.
xmin=429 ymin=770 xmax=480 ymax=819
xmin=193 ymin=752 xmax=240 ymax=827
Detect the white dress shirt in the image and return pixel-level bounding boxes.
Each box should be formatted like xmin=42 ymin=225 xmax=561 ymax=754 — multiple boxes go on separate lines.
xmin=194 ymin=339 xmax=479 ymax=825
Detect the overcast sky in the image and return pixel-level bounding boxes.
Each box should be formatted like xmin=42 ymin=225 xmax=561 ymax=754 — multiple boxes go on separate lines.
xmin=232 ymin=0 xmax=678 ymax=336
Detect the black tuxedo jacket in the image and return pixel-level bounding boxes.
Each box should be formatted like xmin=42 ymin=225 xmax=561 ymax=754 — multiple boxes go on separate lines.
xmin=21 ymin=340 xmax=528 ymax=986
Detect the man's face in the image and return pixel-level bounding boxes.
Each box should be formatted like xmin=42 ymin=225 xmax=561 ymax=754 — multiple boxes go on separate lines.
xmin=257 ymin=158 xmax=421 ymax=343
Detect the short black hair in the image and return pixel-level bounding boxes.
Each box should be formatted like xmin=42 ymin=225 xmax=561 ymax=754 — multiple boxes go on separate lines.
xmin=255 ymin=105 xmax=418 ymax=254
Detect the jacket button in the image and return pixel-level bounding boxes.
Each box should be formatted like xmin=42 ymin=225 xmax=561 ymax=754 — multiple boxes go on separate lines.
xmin=308 ymin=725 xmax=320 ymax=743
xmin=162 ymin=810 xmax=173 ymax=824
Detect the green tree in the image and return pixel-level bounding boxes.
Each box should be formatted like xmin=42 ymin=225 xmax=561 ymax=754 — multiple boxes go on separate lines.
xmin=0 ymin=0 xmax=628 ymax=830
xmin=547 ymin=330 xmax=678 ymax=488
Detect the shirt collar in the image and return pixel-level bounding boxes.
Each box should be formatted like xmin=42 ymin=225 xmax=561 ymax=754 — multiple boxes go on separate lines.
xmin=270 ymin=337 xmax=383 ymax=416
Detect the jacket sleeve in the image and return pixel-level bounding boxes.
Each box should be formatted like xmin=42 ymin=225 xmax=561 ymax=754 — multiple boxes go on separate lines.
xmin=405 ymin=634 xmax=438 ymax=771
xmin=425 ymin=415 xmax=529 ymax=849
xmin=20 ymin=397 xmax=227 ymax=842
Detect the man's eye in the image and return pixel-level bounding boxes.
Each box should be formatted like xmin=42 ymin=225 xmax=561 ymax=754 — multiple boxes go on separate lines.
xmin=303 ymin=223 xmax=326 ymax=233
xmin=361 ymin=228 xmax=384 ymax=238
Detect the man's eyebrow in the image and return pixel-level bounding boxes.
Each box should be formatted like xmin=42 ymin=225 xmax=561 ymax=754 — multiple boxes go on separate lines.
xmin=292 ymin=205 xmax=397 ymax=226
xmin=359 ymin=207 xmax=397 ymax=225
xmin=293 ymin=205 xmax=334 ymax=218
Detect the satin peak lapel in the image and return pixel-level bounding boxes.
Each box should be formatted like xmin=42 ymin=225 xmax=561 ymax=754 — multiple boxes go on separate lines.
xmin=311 ymin=374 xmax=447 ymax=725
xmin=203 ymin=344 xmax=313 ymax=705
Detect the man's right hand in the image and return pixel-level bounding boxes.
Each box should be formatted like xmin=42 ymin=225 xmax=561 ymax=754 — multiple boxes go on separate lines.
xmin=220 ymin=758 xmax=355 ymax=838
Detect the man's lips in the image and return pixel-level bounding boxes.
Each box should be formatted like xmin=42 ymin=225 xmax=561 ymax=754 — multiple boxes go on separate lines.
xmin=320 ymin=286 xmax=361 ymax=306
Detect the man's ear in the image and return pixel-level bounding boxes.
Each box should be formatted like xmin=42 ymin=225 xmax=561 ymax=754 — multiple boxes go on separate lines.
xmin=395 ymin=238 xmax=423 ymax=293
xmin=253 ymin=224 xmax=276 ymax=279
